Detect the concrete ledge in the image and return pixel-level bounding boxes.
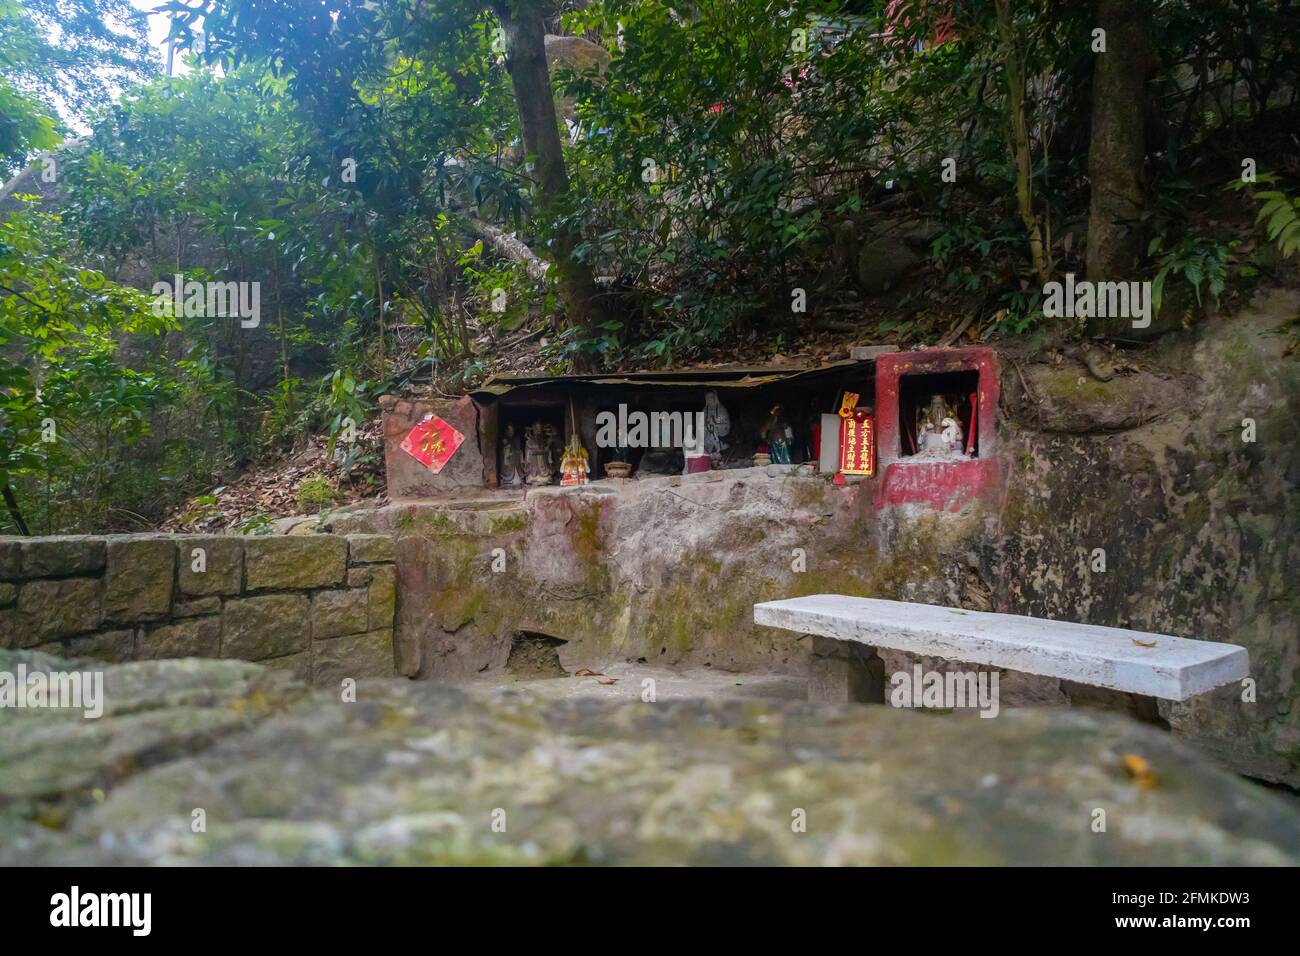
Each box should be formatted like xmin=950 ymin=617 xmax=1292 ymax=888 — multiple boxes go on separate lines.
xmin=755 ymin=595 xmax=1249 ymax=701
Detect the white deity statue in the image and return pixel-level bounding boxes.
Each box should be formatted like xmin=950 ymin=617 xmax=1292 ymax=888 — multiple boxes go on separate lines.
xmin=916 ymin=395 xmax=964 ymax=458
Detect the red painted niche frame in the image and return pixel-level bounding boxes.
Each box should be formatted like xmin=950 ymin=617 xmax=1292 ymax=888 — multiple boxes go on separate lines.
xmin=872 ymin=346 xmax=1002 ymax=512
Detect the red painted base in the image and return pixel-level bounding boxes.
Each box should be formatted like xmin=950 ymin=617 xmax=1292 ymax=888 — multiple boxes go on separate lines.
xmin=876 ymin=458 xmax=1001 ymax=512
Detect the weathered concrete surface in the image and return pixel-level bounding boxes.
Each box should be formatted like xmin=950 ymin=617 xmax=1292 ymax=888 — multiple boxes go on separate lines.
xmin=756 ymin=595 xmax=1249 ymax=700
xmin=333 ymin=468 xmax=866 ymax=683
xmin=2 ymin=651 xmax=1297 ymax=866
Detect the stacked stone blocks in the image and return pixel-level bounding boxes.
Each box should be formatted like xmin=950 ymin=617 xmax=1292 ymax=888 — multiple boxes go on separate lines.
xmin=0 ymin=533 xmax=397 ymax=686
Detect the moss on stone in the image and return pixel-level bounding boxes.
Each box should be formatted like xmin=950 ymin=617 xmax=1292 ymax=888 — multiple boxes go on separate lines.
xmin=571 ymin=498 xmax=606 ymax=564
xmin=1041 ymin=369 xmax=1115 ymax=405
xmin=486 ymin=510 xmax=528 ymax=535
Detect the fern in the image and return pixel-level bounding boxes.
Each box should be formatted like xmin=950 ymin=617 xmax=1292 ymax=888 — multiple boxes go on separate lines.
xmin=1148 ymin=234 xmax=1231 ymax=315
xmin=1228 ymin=173 xmax=1300 ymax=259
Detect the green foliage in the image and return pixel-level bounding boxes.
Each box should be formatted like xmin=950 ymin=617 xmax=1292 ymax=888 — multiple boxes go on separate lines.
xmin=0 ymin=76 xmax=58 ymax=178
xmin=2 ymin=0 xmax=155 ymax=119
xmin=456 ymin=240 xmax=536 ymax=333
xmin=561 ymin=0 xmax=885 ymax=356
xmin=0 ymin=202 xmax=179 ymax=530
xmin=1149 ymin=233 xmax=1232 ymax=315
xmin=1 ymin=0 xmax=1298 ymax=536
xmin=0 ymin=0 xmax=156 ymax=176
xmin=1230 ymin=173 xmax=1300 ymax=260
xmin=295 ymin=472 xmax=334 ymax=512
xmin=238 ymin=512 xmax=276 ymax=535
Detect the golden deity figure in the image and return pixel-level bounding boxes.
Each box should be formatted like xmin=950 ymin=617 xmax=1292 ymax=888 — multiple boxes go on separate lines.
xmin=560 ymin=433 xmax=590 ymax=486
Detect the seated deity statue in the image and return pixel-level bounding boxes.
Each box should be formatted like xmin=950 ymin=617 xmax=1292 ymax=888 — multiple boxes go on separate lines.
xmin=915 ymin=394 xmax=964 ymax=458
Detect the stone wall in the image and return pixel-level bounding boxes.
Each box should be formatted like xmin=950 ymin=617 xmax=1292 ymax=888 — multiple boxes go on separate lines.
xmin=0 ymin=533 xmax=397 ymax=685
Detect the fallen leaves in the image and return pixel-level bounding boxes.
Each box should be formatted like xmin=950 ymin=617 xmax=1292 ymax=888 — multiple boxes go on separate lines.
xmin=160 ymin=418 xmax=386 ymax=533
xmin=574 ymin=666 xmax=618 ymax=686
xmin=1122 ymin=753 xmax=1160 ymax=790
xmin=1132 ymin=638 xmax=1158 ymax=648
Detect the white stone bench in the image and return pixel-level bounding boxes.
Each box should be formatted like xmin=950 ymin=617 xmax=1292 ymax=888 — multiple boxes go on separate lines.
xmin=754 ymin=594 xmax=1249 ymax=709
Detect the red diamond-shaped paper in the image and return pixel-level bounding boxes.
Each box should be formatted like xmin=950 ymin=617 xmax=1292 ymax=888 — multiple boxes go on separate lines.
xmin=400 ymin=415 xmax=465 ymax=474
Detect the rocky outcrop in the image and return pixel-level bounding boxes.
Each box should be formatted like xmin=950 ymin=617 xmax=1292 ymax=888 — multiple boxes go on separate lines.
xmin=1015 ymin=364 xmax=1189 ymax=433
xmin=544 ymin=35 xmax=612 ymax=77
xmin=2 ymin=650 xmax=1297 ymax=865
xmin=997 ymin=288 xmax=1300 ymax=786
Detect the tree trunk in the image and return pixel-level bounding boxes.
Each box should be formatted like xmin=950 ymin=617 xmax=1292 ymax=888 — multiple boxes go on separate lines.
xmin=454 ymin=209 xmax=551 ymax=282
xmin=2 ymin=481 xmax=29 ymax=535
xmin=495 ymin=0 xmax=603 ymax=366
xmin=1086 ymin=0 xmax=1148 ymax=286
xmin=270 ymin=244 xmax=293 ymax=417
xmin=995 ymin=0 xmax=1051 ymax=287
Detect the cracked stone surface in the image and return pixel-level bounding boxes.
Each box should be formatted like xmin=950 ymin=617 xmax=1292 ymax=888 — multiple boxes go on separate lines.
xmin=2 ymin=651 xmax=1298 ymax=865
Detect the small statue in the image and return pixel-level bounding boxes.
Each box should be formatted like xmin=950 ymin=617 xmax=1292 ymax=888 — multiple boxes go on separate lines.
xmin=763 ymin=403 xmax=793 ymax=464
xmin=543 ymin=423 xmax=563 ymax=481
xmin=560 ymin=434 xmax=590 ymax=486
xmin=916 ymin=394 xmax=964 ymax=458
xmin=702 ymin=390 xmax=731 ymax=465
xmin=500 ymin=423 xmax=523 ymax=486
xmin=524 ymin=421 xmax=553 ymax=485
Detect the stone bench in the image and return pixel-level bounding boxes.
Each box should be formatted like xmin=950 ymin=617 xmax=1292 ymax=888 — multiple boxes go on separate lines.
xmin=754 ymin=594 xmax=1249 ymax=709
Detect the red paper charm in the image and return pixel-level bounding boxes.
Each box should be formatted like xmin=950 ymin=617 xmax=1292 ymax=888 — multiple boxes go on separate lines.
xmin=400 ymin=415 xmax=465 ymax=474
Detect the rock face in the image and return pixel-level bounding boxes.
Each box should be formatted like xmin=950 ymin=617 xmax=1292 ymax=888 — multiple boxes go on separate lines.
xmin=855 ymin=235 xmax=922 ymax=295
xmin=544 ymin=34 xmax=612 ymax=76
xmin=997 ymin=288 xmax=1300 ymax=787
xmin=1018 ymin=365 xmax=1189 ymax=433
xmin=2 ymin=651 xmax=1296 ymax=865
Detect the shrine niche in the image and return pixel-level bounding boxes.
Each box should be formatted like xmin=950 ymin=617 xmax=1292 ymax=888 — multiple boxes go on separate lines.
xmin=873 ymin=346 xmax=1001 ymax=512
